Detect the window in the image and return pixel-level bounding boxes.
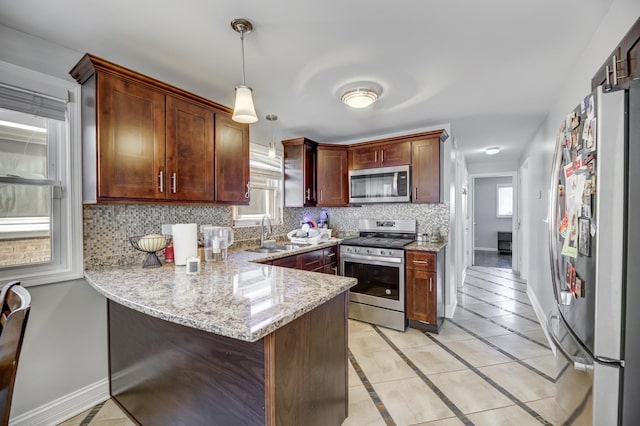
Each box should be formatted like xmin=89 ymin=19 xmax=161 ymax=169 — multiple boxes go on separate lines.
xmin=233 ymin=144 xmax=283 ymax=227
xmin=0 ymin=62 xmax=83 ymax=286
xmin=496 ymin=183 xmax=513 ymax=218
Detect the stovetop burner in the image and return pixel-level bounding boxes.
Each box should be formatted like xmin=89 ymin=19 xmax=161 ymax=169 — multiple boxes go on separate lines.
xmin=341 ymin=236 xmax=414 ymax=249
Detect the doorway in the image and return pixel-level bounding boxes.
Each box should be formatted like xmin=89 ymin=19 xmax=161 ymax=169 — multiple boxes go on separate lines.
xmin=469 ymin=172 xmax=518 ymax=272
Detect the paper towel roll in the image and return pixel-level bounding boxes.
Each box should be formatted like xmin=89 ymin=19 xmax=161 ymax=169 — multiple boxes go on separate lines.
xmin=172 ymin=223 xmax=198 ymax=266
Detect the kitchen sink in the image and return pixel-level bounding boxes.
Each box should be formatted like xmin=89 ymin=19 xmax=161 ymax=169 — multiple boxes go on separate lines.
xmin=247 ymin=244 xmax=301 ymax=254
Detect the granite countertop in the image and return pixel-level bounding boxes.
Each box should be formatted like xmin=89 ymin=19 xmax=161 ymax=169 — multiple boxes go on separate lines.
xmin=405 ymin=240 xmax=447 ymax=252
xmin=84 ymin=239 xmax=356 ymax=343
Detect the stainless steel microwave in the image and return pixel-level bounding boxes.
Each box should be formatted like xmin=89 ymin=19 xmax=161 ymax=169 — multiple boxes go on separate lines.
xmin=349 ymin=165 xmax=411 ymax=203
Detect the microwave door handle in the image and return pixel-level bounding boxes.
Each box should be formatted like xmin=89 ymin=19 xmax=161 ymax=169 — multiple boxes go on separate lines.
xmin=393 ymin=172 xmax=398 ymax=196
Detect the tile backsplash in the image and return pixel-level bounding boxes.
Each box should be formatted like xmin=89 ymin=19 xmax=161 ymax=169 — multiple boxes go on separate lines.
xmin=83 ymin=202 xmax=448 ymax=268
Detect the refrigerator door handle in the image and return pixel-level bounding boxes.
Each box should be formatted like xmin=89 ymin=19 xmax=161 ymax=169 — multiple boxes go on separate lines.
xmin=548 ymin=315 xmax=594 ymax=372
xmin=547 ymin=129 xmax=564 ymax=306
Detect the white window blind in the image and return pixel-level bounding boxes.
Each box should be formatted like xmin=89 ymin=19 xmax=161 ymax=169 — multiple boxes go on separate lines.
xmin=496 ymin=184 xmax=513 ymax=218
xmin=0 ymin=82 xmax=68 ymax=121
xmin=233 ymin=144 xmax=283 ymax=227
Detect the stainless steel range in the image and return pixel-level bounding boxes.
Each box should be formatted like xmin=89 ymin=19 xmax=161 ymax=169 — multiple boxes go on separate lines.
xmin=340 ymin=219 xmax=416 ymax=331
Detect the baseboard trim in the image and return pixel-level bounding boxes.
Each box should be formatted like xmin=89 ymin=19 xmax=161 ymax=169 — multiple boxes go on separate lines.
xmin=10 ymin=378 xmax=109 ymax=426
xmin=474 ymin=247 xmax=498 ymax=252
xmin=526 ymin=286 xmax=555 ymax=356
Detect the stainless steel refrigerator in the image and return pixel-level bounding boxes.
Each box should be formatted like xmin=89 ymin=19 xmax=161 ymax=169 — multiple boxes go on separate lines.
xmin=547 ymin=79 xmax=640 ymax=425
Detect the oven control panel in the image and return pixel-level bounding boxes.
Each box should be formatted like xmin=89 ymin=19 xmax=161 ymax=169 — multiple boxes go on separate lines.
xmin=340 ymin=245 xmax=405 ymax=259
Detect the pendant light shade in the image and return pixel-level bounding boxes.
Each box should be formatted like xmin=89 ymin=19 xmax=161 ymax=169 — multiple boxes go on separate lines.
xmin=231 ymin=18 xmax=258 ymax=124
xmin=233 ymin=85 xmax=258 ymax=124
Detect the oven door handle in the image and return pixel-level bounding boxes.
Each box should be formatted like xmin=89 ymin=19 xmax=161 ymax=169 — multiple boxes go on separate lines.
xmin=341 ymin=252 xmax=404 ymax=264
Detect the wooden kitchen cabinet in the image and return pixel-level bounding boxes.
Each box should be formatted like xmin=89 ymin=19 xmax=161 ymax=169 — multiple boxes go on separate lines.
xmin=349 ymin=141 xmax=411 ymax=170
xmin=266 ymin=245 xmax=339 ymax=275
xmin=323 ymin=245 xmax=338 ymax=275
xmin=165 ymin=96 xmax=215 ymax=202
xmin=411 ymin=136 xmax=441 ymax=203
xmin=406 ymin=250 xmax=444 ymax=332
xmin=214 ymin=114 xmax=250 ymax=204
xmin=592 ymin=17 xmax=640 ymax=89
xmin=282 ymin=138 xmax=318 ymax=207
xmin=317 ymin=145 xmax=349 ymax=206
xmin=70 ymin=53 xmax=249 ymax=204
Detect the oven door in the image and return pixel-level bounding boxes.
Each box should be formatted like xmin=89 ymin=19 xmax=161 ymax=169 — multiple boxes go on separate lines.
xmin=340 ymin=252 xmax=404 ymax=311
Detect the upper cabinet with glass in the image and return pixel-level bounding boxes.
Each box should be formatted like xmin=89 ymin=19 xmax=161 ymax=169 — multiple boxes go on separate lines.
xmin=70 ymin=54 xmax=249 ymax=205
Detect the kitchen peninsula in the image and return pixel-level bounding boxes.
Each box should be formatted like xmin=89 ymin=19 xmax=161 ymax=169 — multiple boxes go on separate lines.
xmin=84 ymin=241 xmax=355 ymax=426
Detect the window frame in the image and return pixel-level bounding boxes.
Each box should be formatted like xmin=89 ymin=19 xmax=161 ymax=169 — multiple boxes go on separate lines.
xmin=496 ymin=183 xmax=513 ymax=218
xmin=0 ymin=60 xmax=83 ymax=286
xmin=233 ymin=143 xmax=283 ymax=228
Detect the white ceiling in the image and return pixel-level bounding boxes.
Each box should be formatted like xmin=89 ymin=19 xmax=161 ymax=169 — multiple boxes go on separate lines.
xmin=0 ymin=0 xmax=613 ymax=165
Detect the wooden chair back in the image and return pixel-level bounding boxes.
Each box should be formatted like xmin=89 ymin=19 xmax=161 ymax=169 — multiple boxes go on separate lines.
xmin=0 ymin=282 xmax=31 ymax=426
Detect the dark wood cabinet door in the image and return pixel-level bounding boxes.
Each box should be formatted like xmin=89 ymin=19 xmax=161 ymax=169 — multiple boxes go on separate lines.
xmin=379 ymin=141 xmax=411 ymax=167
xmin=272 ymin=254 xmax=300 ymax=269
xmin=97 ymin=73 xmax=166 ymax=200
xmin=304 ymin=142 xmax=318 ymax=206
xmin=317 ymin=147 xmax=349 ymax=206
xmin=350 ymin=146 xmax=379 ymax=170
xmin=592 ymin=18 xmax=640 ymax=89
xmin=282 ymin=138 xmax=317 ymax=207
xmin=299 ymin=249 xmax=324 ymax=271
xmin=411 ymin=138 xmax=440 ymax=203
xmin=215 ymin=114 xmax=250 ymax=204
xmin=406 ymin=268 xmax=437 ymax=324
xmin=165 ymin=96 xmax=215 ymax=202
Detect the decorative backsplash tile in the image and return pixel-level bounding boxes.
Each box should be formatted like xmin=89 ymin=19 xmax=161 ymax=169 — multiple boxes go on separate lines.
xmin=83 ymin=202 xmax=448 ymax=267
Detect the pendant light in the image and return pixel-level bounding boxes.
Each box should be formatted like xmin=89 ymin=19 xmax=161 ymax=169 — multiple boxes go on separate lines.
xmin=266 ymin=114 xmax=278 ymax=157
xmin=231 ymin=18 xmax=258 ymax=124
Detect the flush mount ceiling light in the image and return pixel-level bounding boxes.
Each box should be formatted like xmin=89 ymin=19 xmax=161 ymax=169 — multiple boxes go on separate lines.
xmin=266 ymin=114 xmax=278 ymax=158
xmin=341 ymin=87 xmax=379 ymax=109
xmin=231 ymin=18 xmax=258 ymax=124
xmin=485 ymin=147 xmax=501 ymax=155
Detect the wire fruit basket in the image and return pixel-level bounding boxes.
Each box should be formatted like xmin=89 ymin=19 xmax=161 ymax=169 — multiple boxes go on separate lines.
xmin=129 ymin=235 xmax=171 ymax=268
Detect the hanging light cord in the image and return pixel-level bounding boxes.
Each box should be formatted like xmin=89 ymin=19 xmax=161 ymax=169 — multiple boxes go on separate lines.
xmin=240 ymin=29 xmax=246 ymax=85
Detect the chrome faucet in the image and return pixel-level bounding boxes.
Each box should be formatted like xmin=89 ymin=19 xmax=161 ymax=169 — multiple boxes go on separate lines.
xmin=260 ymin=215 xmax=272 ymax=247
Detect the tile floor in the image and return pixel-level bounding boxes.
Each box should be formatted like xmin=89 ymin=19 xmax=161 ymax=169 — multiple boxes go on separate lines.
xmin=59 ymin=266 xmax=561 ymax=426
xmin=473 ymin=250 xmax=513 ymax=269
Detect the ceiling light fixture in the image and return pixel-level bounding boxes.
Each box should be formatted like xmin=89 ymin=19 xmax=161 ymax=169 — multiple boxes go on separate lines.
xmin=266 ymin=114 xmax=278 ymax=158
xmin=485 ymin=147 xmax=500 ymax=155
xmin=231 ymin=18 xmax=258 ymax=124
xmin=341 ymin=87 xmax=379 ymax=109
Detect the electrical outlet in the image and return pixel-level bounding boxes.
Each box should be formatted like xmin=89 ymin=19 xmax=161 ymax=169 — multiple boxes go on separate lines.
xmin=162 ymin=224 xmax=173 ymax=235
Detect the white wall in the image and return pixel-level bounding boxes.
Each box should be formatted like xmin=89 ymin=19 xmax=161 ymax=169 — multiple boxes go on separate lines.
xmin=474 ymin=177 xmax=513 ymax=250
xmin=0 ymin=24 xmax=109 ymax=421
xmin=520 ymin=0 xmax=640 ymax=327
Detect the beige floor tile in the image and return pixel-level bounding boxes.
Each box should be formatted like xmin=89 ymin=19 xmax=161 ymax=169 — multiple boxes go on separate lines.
xmin=451 ymin=318 xmax=512 ymax=338
xmin=429 ymin=369 xmax=512 ymax=414
xmin=489 ymin=314 xmax=543 ymax=332
xmin=429 ymin=322 xmax=475 ymax=343
xmin=351 ymin=349 xmax=416 ymax=384
xmin=521 ymin=354 xmax=558 ymax=378
xmin=350 ymin=328 xmax=395 ymax=354
xmin=348 ymin=361 xmax=361 ymax=387
xmin=519 ymin=328 xmax=551 ymax=346
xmin=57 ymin=407 xmax=93 ymax=426
xmin=403 ymin=345 xmax=467 ymax=374
xmin=461 ymin=303 xmax=511 ymax=318
xmin=451 ymin=306 xmax=481 ymax=321
xmin=412 ymin=417 xmax=464 ymax=425
xmin=379 ymin=326 xmax=435 ymax=349
xmin=444 ymin=339 xmax=511 ymax=367
xmin=349 ymin=318 xmax=374 ymax=335
xmin=479 ymin=362 xmax=556 ymax=402
xmin=526 ymin=397 xmax=564 ymax=425
xmin=342 ymin=384 xmax=386 ymax=426
xmin=485 ymin=334 xmax=553 ymax=359
xmin=91 ymin=400 xmax=134 ymax=424
xmin=373 ymin=377 xmax=454 ymax=424
xmin=466 ymin=404 xmax=545 ymax=425
xmin=90 ymin=419 xmax=136 ymax=426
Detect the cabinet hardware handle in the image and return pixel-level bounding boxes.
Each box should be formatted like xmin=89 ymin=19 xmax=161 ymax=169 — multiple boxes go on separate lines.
xmin=158 ymin=171 xmax=164 ymax=193
xmin=320 ymin=189 xmax=323 ymax=201
xmin=381 ymin=150 xmax=384 ymax=163
xmin=306 ymin=188 xmax=311 ymax=200
xmin=327 ymin=253 xmax=336 ymax=257
xmin=245 ymin=182 xmax=250 ymax=198
xmin=374 ymin=151 xmax=377 ymax=163
xmin=429 ymin=277 xmax=433 ymax=292
xmin=171 ymin=172 xmax=177 ymax=193
xmin=412 ymin=260 xmax=428 ymax=264
xmin=332 ymin=266 xmax=338 ymax=275
xmin=612 ymin=55 xmax=627 ymax=85
xmin=605 ymin=65 xmax=611 ymax=85
xmin=414 ymin=187 xmax=418 ymax=200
